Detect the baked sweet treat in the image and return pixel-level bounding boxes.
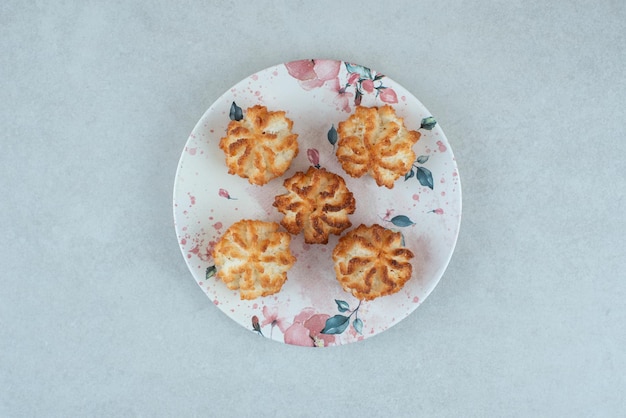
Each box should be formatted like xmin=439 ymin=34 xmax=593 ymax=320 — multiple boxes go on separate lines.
xmin=212 ymin=219 xmax=296 ymax=300
xmin=336 ymin=105 xmax=421 ymax=188
xmin=219 ymin=105 xmax=299 ymax=185
xmin=273 ymin=166 xmax=356 ymax=244
xmin=332 ymin=224 xmax=414 ymax=300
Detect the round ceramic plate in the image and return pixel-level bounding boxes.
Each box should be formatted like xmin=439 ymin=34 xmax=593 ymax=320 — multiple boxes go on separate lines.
xmin=173 ymin=59 xmax=461 ymax=347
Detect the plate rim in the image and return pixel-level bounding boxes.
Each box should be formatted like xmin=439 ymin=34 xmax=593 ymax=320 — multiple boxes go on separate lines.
xmin=172 ymin=58 xmax=462 ymax=346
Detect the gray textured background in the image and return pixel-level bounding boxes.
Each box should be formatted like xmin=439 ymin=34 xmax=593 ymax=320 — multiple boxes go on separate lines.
xmin=1 ymin=1 xmax=624 ymax=416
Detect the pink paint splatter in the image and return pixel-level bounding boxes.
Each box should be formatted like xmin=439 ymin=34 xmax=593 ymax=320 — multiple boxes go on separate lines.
xmin=437 ymin=140 xmax=447 ymax=152
xmin=213 ymin=222 xmax=223 ymax=230
xmin=452 ymin=171 xmax=458 ymax=177
xmin=413 ymin=296 xmax=420 ymax=303
xmin=213 ymin=299 xmax=219 ymax=305
xmin=432 ymin=208 xmax=444 ymax=215
xmin=441 ymin=191 xmax=446 ymax=196
xmin=412 ymin=194 xmax=420 ymax=201
xmin=187 ymin=147 xmax=197 ymax=155
xmin=180 ymin=238 xmax=187 ymax=245
xmin=251 ymin=74 xmax=258 ymax=81
xmin=253 ymin=303 xmax=258 ymax=309
xmin=272 ymin=70 xmax=278 ymax=76
xmin=189 ymin=194 xmax=196 ymax=205
xmin=255 ymin=91 xmax=261 ymax=96
xmin=440 ymin=177 xmax=446 ymax=183
xmin=188 ymin=238 xmax=217 ymax=262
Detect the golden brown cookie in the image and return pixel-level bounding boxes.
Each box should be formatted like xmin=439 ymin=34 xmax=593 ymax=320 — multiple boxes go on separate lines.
xmin=212 ymin=219 xmax=296 ymax=300
xmin=336 ymin=105 xmax=421 ymax=188
xmin=273 ymin=167 xmax=356 ymax=244
xmin=219 ymin=105 xmax=299 ymax=185
xmin=332 ymin=224 xmax=414 ymax=300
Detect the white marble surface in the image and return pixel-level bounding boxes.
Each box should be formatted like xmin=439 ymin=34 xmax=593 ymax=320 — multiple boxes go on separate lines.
xmin=1 ymin=1 xmax=624 ymax=416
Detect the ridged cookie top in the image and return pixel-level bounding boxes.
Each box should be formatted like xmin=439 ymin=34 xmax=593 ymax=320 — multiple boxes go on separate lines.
xmin=336 ymin=105 xmax=420 ymax=189
xmin=219 ymin=105 xmax=299 ymax=185
xmin=332 ymin=224 xmax=414 ymax=300
xmin=212 ymin=219 xmax=296 ymax=300
xmin=273 ymin=167 xmax=356 ymax=244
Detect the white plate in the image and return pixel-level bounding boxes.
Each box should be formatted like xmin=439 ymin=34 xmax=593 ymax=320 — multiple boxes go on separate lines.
xmin=173 ymin=59 xmax=461 ymax=347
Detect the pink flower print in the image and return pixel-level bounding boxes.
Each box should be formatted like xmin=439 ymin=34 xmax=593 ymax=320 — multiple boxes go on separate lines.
xmin=284 ymin=308 xmax=315 ymax=346
xmin=379 ymin=87 xmax=398 ymax=104
xmin=335 ymin=90 xmax=354 ymax=112
xmin=261 ymin=305 xmax=289 ymax=338
xmin=307 ymin=148 xmax=320 ymax=168
xmin=347 ymin=72 xmax=360 ymax=85
xmin=381 ymin=208 xmax=394 ymax=222
xmin=330 ymin=78 xmax=354 ymax=113
xmin=304 ymin=314 xmax=335 ymax=347
xmin=292 ymin=307 xmax=314 ymax=324
xmin=261 ymin=305 xmax=288 ymax=331
xmin=361 ymin=79 xmax=375 ymax=93
xmin=285 ymin=59 xmax=341 ymax=91
xmin=283 ymin=308 xmax=336 ymax=347
xmin=283 ymin=322 xmax=312 ymax=346
xmin=312 ymin=60 xmax=341 ymax=82
xmin=218 ymin=188 xmax=237 ymax=200
xmin=285 ymin=60 xmax=316 ymax=80
xmin=251 ymin=315 xmax=263 ymax=336
xmin=354 ymin=90 xmax=363 ymax=106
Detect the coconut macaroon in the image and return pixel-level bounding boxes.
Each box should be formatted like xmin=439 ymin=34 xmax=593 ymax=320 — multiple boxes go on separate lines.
xmin=219 ymin=105 xmax=299 ymax=185
xmin=336 ymin=105 xmax=420 ymax=189
xmin=212 ymin=219 xmax=296 ymax=300
xmin=273 ymin=167 xmax=356 ymax=245
xmin=332 ymin=224 xmax=414 ymax=300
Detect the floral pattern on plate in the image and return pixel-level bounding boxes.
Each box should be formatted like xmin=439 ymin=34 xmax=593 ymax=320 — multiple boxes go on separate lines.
xmin=173 ymin=59 xmax=462 ymax=347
